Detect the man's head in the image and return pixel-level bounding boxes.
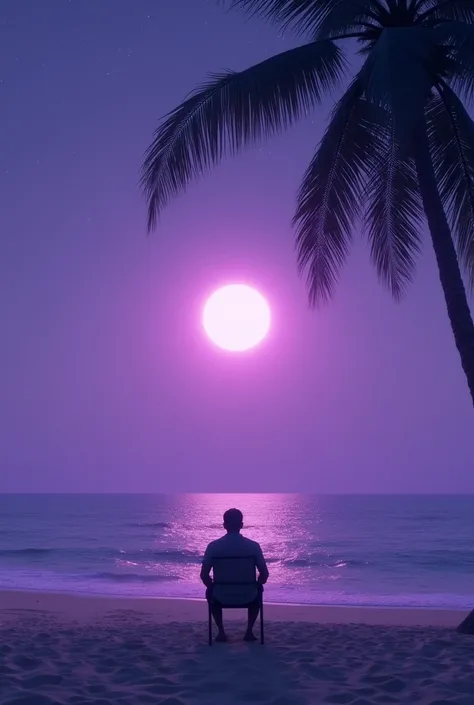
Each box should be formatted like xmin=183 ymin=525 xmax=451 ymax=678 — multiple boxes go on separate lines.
xmin=223 ymin=508 xmax=243 ymax=533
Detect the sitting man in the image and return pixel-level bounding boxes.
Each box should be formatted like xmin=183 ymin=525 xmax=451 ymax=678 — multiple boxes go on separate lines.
xmin=201 ymin=507 xmax=269 ymax=642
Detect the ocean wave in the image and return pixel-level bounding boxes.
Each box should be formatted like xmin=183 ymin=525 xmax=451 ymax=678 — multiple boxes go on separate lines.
xmin=393 ymin=549 xmax=474 ymax=570
xmin=125 ymin=522 xmax=170 ymax=528
xmin=0 ymin=548 xmax=54 ymax=556
xmin=3 ymin=546 xmax=472 ymax=574
xmin=133 ymin=549 xmax=201 ymax=563
xmin=284 ymin=557 xmax=367 ymax=568
xmin=0 ymin=546 xmax=202 ymax=563
xmin=90 ymin=572 xmax=179 ymax=583
xmin=402 ymin=514 xmax=452 ymax=523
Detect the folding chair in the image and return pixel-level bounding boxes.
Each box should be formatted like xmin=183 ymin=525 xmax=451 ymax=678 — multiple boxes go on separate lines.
xmin=207 ymin=555 xmax=264 ymax=645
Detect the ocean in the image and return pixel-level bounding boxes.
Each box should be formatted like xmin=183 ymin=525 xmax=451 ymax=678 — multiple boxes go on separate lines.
xmin=0 ymin=494 xmax=472 ymax=609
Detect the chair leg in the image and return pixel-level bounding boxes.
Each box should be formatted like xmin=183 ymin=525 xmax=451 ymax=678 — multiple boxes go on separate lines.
xmin=208 ymin=603 xmax=212 ymax=646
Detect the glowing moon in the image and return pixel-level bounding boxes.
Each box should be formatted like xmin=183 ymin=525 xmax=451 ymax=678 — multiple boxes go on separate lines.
xmin=203 ymin=284 xmax=271 ymax=352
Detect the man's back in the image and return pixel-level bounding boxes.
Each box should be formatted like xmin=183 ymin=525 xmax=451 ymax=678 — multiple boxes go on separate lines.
xmin=203 ymin=533 xmax=267 ymax=604
xmin=206 ymin=532 xmax=261 ymax=558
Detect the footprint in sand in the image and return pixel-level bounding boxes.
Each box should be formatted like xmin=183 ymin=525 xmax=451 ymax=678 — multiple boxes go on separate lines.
xmin=4 ymin=696 xmax=61 ymax=705
xmin=22 ymin=674 xmax=63 ymax=688
xmin=353 ymin=687 xmax=377 ymax=697
xmin=377 ymin=677 xmax=406 ymax=693
xmin=324 ymin=694 xmax=354 ymax=704
xmin=12 ymin=655 xmax=41 ymax=670
xmin=361 ymin=674 xmax=391 ymax=685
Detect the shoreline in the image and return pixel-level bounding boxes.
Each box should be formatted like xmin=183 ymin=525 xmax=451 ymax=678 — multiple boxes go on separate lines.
xmin=1 ymin=582 xmax=471 ymax=610
xmin=0 ymin=588 xmax=467 ymax=627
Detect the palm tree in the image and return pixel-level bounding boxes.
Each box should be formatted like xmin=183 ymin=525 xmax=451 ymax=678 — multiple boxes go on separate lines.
xmin=141 ymin=0 xmax=474 ymax=406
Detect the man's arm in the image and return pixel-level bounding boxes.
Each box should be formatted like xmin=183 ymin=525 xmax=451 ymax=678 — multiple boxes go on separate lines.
xmin=255 ymin=543 xmax=269 ymax=585
xmin=200 ymin=544 xmax=213 ymax=588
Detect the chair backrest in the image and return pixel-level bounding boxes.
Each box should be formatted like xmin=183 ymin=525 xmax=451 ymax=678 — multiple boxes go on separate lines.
xmin=211 ymin=555 xmax=258 ymax=605
xmin=212 ymin=554 xmax=257 ymax=585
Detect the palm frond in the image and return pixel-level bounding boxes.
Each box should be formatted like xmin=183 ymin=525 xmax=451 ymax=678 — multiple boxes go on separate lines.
xmin=364 ymin=124 xmax=423 ymax=299
xmin=434 ymin=20 xmax=474 ymax=100
xmin=220 ymin=0 xmax=328 ymax=33
xmin=427 ymin=84 xmax=474 ymax=288
xmin=314 ymin=0 xmax=382 ymax=40
xmin=417 ymin=0 xmax=474 ymax=25
xmin=467 ymin=242 xmax=474 ymax=287
xmin=222 ymin=0 xmax=382 ymax=36
xmin=141 ymin=40 xmax=346 ymax=230
xmin=363 ymin=27 xmax=436 ymax=151
xmin=293 ymin=80 xmax=387 ymax=305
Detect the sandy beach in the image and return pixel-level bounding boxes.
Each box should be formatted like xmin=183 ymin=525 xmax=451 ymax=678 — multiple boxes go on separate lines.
xmin=0 ymin=591 xmax=473 ymax=705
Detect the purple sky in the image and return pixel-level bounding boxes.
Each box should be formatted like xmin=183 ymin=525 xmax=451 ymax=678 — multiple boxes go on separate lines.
xmin=1 ymin=0 xmax=473 ymax=493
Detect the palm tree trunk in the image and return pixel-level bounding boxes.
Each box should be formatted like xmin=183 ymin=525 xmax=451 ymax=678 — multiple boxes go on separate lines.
xmin=413 ymin=123 xmax=474 ymax=407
